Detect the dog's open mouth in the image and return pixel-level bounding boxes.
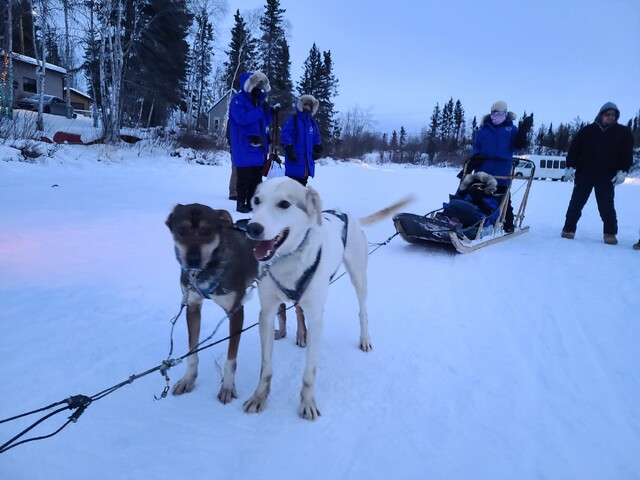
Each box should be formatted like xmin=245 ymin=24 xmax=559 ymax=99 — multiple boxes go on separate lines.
xmin=253 ymin=228 xmax=289 ymax=261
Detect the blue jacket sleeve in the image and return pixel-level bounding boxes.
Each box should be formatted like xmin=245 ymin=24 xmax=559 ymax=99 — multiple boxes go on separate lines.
xmin=229 ymin=96 xmax=264 ymax=126
xmin=281 ymin=116 xmax=294 ymax=146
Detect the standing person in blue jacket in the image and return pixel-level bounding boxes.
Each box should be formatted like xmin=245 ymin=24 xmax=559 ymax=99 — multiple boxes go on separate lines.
xmin=469 ymin=100 xmax=532 ymax=232
xmin=282 ymin=94 xmax=322 ymax=186
xmin=228 ymin=71 xmax=273 ymax=213
xmin=560 ymin=102 xmax=634 ymax=245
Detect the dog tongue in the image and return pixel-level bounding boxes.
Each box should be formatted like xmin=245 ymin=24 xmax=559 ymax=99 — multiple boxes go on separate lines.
xmin=254 ymin=240 xmax=276 ymax=261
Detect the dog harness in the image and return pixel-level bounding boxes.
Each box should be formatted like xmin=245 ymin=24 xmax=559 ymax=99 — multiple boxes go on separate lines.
xmin=268 ymin=248 xmax=322 ymax=303
xmin=175 ymin=247 xmax=230 ymax=299
xmin=266 ymin=211 xmax=348 ymax=303
xmin=323 ymin=210 xmax=348 ymax=248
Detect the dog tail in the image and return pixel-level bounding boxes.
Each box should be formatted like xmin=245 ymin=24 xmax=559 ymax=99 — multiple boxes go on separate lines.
xmin=359 ymin=195 xmax=415 ymax=227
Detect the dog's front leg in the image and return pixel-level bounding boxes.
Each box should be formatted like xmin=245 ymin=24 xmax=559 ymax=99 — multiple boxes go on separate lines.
xmin=295 ymin=305 xmax=307 ymax=347
xmin=298 ymin=304 xmax=322 ymax=420
xmin=172 ymin=298 xmax=202 ymax=395
xmin=217 ymin=304 xmax=244 ymax=404
xmin=243 ymin=301 xmax=279 ymax=414
xmin=275 ymin=303 xmax=287 ymax=340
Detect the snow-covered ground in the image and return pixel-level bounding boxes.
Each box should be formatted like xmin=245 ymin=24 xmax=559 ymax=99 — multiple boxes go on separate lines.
xmin=1 ymin=140 xmax=639 ymax=480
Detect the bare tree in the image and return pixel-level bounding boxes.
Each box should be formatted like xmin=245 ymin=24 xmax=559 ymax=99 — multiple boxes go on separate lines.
xmin=30 ymin=0 xmax=50 ymax=131
xmin=1 ymin=1 xmax=15 ymax=119
xmin=98 ymin=0 xmax=124 ymax=143
xmin=60 ymin=0 xmax=73 ymax=118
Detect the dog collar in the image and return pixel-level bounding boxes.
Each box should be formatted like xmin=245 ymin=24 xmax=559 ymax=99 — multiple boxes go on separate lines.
xmin=179 ymin=258 xmax=230 ymax=300
xmin=183 ymin=268 xmax=229 ymax=299
xmin=268 ymin=247 xmax=322 ymax=303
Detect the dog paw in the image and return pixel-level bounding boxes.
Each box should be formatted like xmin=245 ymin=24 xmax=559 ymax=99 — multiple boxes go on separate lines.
xmin=298 ymin=399 xmax=321 ymax=420
xmin=296 ymin=332 xmax=307 ymax=348
xmin=217 ymin=385 xmax=237 ymax=404
xmin=359 ymin=335 xmax=373 ymax=352
xmin=243 ymin=393 xmax=269 ymax=414
xmin=172 ymin=376 xmax=196 ymax=395
xmin=274 ymin=329 xmax=287 ymax=340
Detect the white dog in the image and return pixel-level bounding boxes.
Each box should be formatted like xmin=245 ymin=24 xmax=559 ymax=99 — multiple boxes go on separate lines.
xmin=243 ymin=177 xmax=411 ymax=420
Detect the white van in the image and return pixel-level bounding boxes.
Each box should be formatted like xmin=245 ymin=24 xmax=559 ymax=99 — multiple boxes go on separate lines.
xmin=513 ymin=155 xmax=567 ymax=181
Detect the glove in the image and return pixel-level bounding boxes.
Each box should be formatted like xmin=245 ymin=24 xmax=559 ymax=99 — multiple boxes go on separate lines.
xmin=611 ymin=170 xmax=626 ymax=185
xmin=270 ymin=103 xmax=281 ymax=113
xmin=285 ymin=144 xmax=297 ymax=162
xmin=562 ymin=167 xmax=576 ymax=182
xmin=312 ymin=144 xmax=323 ymax=160
xmin=456 ymin=169 xmax=465 ymax=179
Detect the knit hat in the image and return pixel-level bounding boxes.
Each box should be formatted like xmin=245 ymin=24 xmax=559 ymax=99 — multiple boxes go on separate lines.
xmin=491 ymin=101 xmax=508 ymax=112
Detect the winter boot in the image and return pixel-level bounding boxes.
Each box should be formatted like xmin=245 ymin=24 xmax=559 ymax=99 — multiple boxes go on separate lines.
xmin=236 ymin=201 xmax=251 ymax=214
xmin=633 ymin=240 xmax=640 ymax=250
xmin=561 ymin=230 xmax=575 ymax=239
xmin=603 ymin=234 xmax=618 ymax=245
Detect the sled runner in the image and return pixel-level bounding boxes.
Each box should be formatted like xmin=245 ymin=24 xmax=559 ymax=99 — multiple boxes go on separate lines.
xmin=393 ymin=158 xmax=535 ymax=253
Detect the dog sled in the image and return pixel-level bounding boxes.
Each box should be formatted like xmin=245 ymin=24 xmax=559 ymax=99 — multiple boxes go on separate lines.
xmin=393 ymin=158 xmax=535 ymax=253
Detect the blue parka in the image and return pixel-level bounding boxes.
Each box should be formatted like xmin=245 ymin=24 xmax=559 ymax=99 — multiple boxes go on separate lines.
xmin=281 ymin=106 xmax=321 ymax=179
xmin=228 ymin=72 xmax=273 ymax=168
xmin=472 ymin=115 xmax=520 ymax=185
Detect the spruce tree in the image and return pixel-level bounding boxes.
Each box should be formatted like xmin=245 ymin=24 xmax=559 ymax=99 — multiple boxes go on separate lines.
xmin=120 ymin=0 xmax=192 ymax=127
xmin=426 ymin=103 xmax=440 ymax=163
xmin=297 ymin=44 xmax=339 ymax=146
xmin=190 ymin=4 xmax=215 ymax=130
xmin=223 ymin=9 xmax=258 ymax=91
xmin=453 ymin=99 xmax=465 ymax=144
xmin=259 ymin=0 xmax=293 ymax=114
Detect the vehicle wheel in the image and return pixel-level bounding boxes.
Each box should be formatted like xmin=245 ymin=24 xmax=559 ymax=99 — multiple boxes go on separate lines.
xmin=515 ymin=173 xmax=523 ymax=177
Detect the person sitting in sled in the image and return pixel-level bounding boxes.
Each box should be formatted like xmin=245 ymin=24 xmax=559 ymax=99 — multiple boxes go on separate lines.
xmin=464 ymin=100 xmax=532 ymax=232
xmin=440 ymin=172 xmax=500 ymax=231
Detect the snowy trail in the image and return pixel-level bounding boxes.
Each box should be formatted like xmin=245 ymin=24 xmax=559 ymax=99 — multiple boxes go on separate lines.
xmin=1 ymin=150 xmax=639 ymax=479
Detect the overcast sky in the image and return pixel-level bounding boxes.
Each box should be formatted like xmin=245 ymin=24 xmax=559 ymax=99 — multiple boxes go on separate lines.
xmin=220 ymin=0 xmax=640 ymax=136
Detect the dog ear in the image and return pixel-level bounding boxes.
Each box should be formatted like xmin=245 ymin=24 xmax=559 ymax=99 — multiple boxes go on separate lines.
xmin=165 ymin=204 xmax=184 ymax=230
xmin=214 ymin=209 xmax=234 ymax=228
xmin=305 ymin=187 xmax=323 ymax=225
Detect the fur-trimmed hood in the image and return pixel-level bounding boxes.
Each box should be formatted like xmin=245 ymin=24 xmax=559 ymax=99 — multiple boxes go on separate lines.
xmin=481 ymin=111 xmax=517 ymax=125
xmin=459 ymin=172 xmax=498 ymax=195
xmin=241 ymin=71 xmax=271 ymax=93
xmin=297 ymin=94 xmax=319 ymax=116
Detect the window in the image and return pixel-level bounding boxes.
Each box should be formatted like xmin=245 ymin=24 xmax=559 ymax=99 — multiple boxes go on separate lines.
xmin=553 ymin=160 xmax=560 ymax=169
xmin=23 ymin=77 xmax=37 ymax=93
xmin=213 ymin=118 xmax=220 ymax=130
xmin=560 ymin=161 xmax=566 ymax=169
xmin=540 ymin=160 xmax=547 ymax=168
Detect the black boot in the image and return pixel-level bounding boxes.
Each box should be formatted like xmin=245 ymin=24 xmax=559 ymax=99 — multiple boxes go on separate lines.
xmin=236 ymin=200 xmax=250 ymax=214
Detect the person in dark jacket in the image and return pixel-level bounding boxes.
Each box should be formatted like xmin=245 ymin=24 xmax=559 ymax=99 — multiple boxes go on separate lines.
xmin=469 ymin=100 xmax=532 ymax=232
xmin=560 ymin=102 xmax=634 ymax=245
xmin=228 ymin=71 xmax=273 ymax=213
xmin=282 ymin=94 xmax=322 ymax=186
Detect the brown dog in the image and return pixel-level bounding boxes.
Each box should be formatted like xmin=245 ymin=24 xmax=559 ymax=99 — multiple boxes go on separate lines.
xmin=166 ymin=203 xmax=258 ymax=403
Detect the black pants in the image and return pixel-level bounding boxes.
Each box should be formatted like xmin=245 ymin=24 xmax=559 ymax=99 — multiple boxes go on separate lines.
xmin=236 ymin=166 xmax=263 ymax=207
xmin=563 ymin=173 xmax=617 ymax=234
xmin=287 ymin=175 xmax=308 ymax=186
xmin=496 ymin=186 xmax=514 ymax=229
